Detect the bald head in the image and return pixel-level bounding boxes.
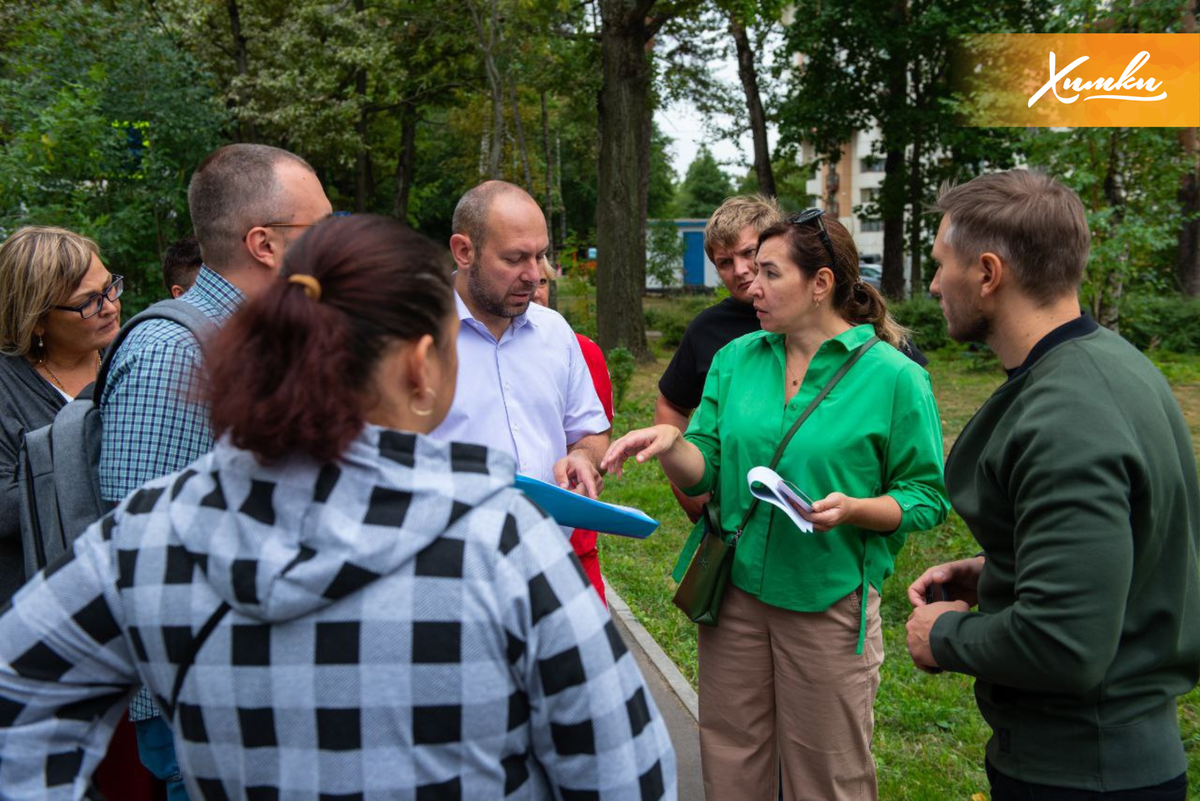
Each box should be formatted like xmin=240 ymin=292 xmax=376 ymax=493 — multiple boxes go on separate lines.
xmin=452 ymin=181 xmax=542 ymax=253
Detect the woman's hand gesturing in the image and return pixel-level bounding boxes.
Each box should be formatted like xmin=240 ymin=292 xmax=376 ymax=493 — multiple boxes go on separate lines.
xmin=600 ymin=425 xmax=681 ymax=478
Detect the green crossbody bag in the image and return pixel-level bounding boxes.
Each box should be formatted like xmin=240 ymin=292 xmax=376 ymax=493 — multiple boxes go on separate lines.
xmin=672 ymin=336 xmax=879 ymax=626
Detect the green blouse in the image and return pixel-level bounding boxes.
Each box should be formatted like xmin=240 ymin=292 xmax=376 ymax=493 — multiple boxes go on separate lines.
xmin=672 ymin=325 xmax=949 ymax=647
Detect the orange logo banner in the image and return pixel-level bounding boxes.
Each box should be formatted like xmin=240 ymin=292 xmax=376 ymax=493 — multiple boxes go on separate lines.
xmin=958 ymin=34 xmax=1199 ymax=127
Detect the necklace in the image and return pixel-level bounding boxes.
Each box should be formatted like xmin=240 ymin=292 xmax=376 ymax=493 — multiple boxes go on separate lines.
xmin=36 ymin=352 xmax=100 ymax=393
xmin=37 ymin=359 xmax=65 ymax=391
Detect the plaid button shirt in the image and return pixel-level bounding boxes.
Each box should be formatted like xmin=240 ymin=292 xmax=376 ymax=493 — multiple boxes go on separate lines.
xmin=0 ymin=428 xmax=676 ymax=798
xmin=99 ymin=266 xmax=242 ymax=720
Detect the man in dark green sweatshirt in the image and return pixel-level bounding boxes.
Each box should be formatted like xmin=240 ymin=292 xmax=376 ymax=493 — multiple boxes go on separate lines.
xmin=906 ymin=169 xmax=1200 ymax=799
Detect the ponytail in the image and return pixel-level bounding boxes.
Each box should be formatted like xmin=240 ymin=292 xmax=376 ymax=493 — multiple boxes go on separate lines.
xmin=844 ymin=280 xmax=910 ymax=349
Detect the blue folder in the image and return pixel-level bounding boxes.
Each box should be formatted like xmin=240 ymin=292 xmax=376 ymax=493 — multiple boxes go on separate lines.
xmin=514 ymin=475 xmax=660 ymax=539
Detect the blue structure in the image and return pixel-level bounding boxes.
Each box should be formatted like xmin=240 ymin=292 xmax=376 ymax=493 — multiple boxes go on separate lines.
xmin=647 ymin=219 xmax=716 ymax=289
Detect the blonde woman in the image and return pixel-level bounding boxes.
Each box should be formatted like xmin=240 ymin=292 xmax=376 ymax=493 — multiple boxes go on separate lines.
xmin=0 ymin=226 xmax=122 ymax=602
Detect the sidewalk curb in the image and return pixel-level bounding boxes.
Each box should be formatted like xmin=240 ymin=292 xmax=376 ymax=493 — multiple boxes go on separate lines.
xmin=604 ymin=581 xmax=699 ymax=723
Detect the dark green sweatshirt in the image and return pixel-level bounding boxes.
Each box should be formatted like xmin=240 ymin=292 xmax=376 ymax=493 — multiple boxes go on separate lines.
xmin=932 ymin=322 xmax=1200 ymax=791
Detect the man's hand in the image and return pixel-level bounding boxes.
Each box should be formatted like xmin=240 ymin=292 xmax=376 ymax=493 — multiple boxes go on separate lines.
xmin=553 ymin=451 xmax=604 ymax=499
xmin=906 ymin=600 xmax=969 ymax=672
xmin=907 ymin=556 xmax=985 ymax=609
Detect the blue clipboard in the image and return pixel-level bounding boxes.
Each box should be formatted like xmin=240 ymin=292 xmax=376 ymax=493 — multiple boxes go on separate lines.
xmin=514 ymin=475 xmax=659 ymax=539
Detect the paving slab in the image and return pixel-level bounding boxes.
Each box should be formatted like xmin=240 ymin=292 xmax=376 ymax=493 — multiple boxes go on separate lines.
xmin=606 ymin=584 xmax=705 ymax=801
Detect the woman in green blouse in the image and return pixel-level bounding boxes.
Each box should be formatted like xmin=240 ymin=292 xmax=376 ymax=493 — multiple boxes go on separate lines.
xmin=603 ymin=211 xmax=948 ymax=800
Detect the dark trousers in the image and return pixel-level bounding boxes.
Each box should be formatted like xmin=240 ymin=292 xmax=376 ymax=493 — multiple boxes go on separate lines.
xmin=987 ymin=760 xmax=1187 ymax=801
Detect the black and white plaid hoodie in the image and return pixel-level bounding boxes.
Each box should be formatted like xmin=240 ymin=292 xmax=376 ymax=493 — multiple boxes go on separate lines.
xmin=0 ymin=425 xmax=676 ymax=799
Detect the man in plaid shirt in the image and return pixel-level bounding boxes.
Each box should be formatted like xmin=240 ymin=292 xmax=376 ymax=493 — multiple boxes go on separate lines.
xmin=98 ymin=143 xmax=332 ymax=796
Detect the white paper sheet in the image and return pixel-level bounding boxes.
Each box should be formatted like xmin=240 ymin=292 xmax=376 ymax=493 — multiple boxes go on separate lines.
xmin=746 ymin=466 xmax=815 ymax=533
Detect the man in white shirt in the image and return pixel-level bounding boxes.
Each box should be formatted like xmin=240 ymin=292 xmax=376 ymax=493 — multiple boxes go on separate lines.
xmin=432 ymin=181 xmax=610 ymax=499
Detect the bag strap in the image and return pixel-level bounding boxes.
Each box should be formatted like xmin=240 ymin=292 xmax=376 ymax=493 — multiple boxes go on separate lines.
xmin=167 ymin=602 xmax=231 ymax=717
xmin=734 ymin=336 xmax=879 ymax=535
xmin=94 ymin=299 xmax=215 ymax=401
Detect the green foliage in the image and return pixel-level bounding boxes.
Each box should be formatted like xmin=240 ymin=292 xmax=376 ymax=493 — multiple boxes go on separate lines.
xmin=644 ymin=295 xmax=715 ymax=347
xmin=646 ymin=222 xmax=687 ymax=289
xmin=648 ymin=124 xmax=678 ymax=219
xmin=0 ymin=0 xmax=227 ymax=311
xmin=1023 ymin=128 xmax=1190 ymax=329
xmin=1118 ymin=293 xmax=1200 ymax=353
xmin=676 ymin=145 xmax=734 ymax=218
xmin=890 ymin=297 xmax=951 ymax=353
xmin=606 ymin=347 xmax=636 ymax=412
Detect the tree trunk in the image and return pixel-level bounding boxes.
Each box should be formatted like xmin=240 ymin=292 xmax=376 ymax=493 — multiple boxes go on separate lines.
xmin=1097 ymin=129 xmax=1126 ymax=331
xmin=1178 ymin=132 xmax=1200 ymax=295
xmin=509 ymin=79 xmax=534 ymax=192
xmin=880 ymin=147 xmax=906 ymax=299
xmin=557 ymin=132 xmax=567 ymax=250
xmin=392 ymin=110 xmax=418 ymax=223
xmin=730 ymin=17 xmax=775 ymax=197
xmin=907 ymin=104 xmax=923 ymax=297
xmin=596 ymin=0 xmax=653 ymax=360
xmin=226 ymin=0 xmax=256 ymax=143
xmin=878 ymin=0 xmax=908 ymax=300
xmin=1177 ymin=0 xmax=1199 ymax=295
xmin=542 ymin=92 xmax=557 ymax=310
xmin=468 ymin=0 xmax=505 ymax=179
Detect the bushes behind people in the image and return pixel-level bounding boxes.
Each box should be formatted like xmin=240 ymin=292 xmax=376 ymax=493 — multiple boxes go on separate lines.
xmin=891 ymin=294 xmax=1200 ymax=356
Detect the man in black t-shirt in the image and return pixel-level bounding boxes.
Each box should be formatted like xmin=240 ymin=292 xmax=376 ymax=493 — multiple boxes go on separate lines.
xmin=656 ymin=195 xmax=782 ymax=521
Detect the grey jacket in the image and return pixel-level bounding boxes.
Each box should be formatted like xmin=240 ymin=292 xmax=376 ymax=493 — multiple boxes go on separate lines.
xmin=0 ymin=354 xmax=64 ymax=604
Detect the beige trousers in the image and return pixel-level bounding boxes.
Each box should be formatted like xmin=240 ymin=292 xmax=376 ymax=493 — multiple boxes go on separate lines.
xmin=697 ymin=584 xmax=884 ymax=801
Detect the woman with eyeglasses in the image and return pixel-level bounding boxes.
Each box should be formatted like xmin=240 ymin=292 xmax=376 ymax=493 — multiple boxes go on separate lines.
xmin=0 ymin=226 xmax=122 ymax=604
xmin=603 ymin=211 xmax=949 ymax=800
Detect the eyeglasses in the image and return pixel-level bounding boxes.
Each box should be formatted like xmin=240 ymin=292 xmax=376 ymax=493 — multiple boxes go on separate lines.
xmin=245 ymin=212 xmax=350 ymax=240
xmin=53 ymin=275 xmax=123 ymax=319
xmin=787 ymin=209 xmax=838 ymax=269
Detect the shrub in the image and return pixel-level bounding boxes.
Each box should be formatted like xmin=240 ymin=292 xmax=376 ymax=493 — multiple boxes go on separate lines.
xmin=889 ymin=297 xmax=951 ymax=352
xmin=1118 ymin=293 xmax=1200 ymax=353
xmin=644 ymin=295 xmax=716 ymax=347
xmin=607 ymin=347 xmax=636 ymax=411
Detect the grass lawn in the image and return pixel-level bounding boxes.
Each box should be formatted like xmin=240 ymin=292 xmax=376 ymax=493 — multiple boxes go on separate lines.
xmin=596 ymin=334 xmax=1200 ymax=798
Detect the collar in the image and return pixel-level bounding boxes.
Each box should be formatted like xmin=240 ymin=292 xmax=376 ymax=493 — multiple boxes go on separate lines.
xmin=765 ymin=323 xmax=876 ymax=353
xmin=1006 ymin=312 xmax=1097 ymax=381
xmin=454 ymin=288 xmax=535 ymax=339
xmin=190 ymin=265 xmax=245 ymax=321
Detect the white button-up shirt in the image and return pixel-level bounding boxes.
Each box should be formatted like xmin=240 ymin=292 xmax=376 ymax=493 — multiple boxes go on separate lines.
xmin=432 ymin=290 xmax=610 ymax=484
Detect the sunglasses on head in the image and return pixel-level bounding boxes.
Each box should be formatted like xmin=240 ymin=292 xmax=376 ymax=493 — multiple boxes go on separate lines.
xmin=786 ymin=209 xmax=837 ymax=270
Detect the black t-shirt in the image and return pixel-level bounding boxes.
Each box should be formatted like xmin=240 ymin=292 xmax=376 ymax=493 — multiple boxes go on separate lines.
xmin=658 ymin=298 xmax=760 ymax=411
xmin=657 ymin=297 xmax=930 ymax=411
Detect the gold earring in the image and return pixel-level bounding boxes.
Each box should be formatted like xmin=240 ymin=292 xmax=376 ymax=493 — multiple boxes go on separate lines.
xmin=409 ymin=387 xmax=437 ymax=417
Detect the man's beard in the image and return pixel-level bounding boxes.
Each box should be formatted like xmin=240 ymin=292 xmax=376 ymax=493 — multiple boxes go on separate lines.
xmin=950 ymin=308 xmax=990 ymax=345
xmin=467 ymin=258 xmax=533 ymax=319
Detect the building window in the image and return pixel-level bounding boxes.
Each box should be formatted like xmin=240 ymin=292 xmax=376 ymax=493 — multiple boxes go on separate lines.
xmin=858 ymin=187 xmax=883 ymax=232
xmin=860 ymin=157 xmax=885 ymax=173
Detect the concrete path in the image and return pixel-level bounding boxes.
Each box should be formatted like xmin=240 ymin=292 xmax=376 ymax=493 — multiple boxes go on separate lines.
xmin=606 ymin=584 xmax=705 ymax=801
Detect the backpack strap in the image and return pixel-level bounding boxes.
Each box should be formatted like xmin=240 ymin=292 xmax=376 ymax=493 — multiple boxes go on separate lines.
xmin=94 ymin=299 xmax=216 ymax=401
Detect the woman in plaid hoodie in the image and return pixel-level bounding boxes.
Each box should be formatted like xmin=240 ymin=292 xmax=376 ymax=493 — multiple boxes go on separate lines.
xmin=0 ymin=215 xmax=676 ymax=800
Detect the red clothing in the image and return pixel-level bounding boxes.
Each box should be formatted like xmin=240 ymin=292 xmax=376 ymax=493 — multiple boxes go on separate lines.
xmin=570 ymin=334 xmax=612 ymax=605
